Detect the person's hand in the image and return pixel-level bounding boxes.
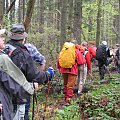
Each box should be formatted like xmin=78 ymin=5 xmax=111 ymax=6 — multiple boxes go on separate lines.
xmin=0 ymin=103 xmax=3 ymax=112
xmin=47 ymin=67 xmax=55 ymax=79
xmin=33 ymin=82 xmax=39 ymax=91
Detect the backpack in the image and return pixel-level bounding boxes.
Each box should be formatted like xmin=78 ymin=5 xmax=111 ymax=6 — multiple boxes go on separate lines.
xmin=4 ymin=44 xmax=17 ymax=57
xmin=96 ymin=45 xmax=106 ymax=61
xmin=4 ymin=44 xmax=26 ymax=69
xmin=58 ymin=42 xmax=76 ymax=68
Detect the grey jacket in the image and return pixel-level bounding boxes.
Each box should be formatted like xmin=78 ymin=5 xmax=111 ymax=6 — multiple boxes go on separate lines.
xmin=0 ymin=51 xmax=34 ymax=120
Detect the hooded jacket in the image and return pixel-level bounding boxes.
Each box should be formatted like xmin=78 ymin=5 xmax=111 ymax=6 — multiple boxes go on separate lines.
xmin=0 ymin=51 xmax=34 ymax=120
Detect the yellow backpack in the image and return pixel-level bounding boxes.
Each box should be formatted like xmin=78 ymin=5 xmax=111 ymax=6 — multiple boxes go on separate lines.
xmin=59 ymin=42 xmax=76 ymax=68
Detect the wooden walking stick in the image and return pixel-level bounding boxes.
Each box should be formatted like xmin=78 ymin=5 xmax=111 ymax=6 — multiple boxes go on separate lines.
xmin=43 ymin=81 xmax=50 ymax=120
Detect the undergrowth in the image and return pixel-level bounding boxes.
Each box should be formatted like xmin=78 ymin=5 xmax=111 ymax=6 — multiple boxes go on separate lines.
xmin=29 ymin=73 xmax=120 ymax=120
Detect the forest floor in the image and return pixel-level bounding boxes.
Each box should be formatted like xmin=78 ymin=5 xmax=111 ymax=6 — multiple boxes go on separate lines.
xmin=29 ymin=64 xmax=120 ymax=120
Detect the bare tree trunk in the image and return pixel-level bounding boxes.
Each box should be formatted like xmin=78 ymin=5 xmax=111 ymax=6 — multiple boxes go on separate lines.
xmin=118 ymin=0 xmax=120 ymax=44
xmin=39 ymin=0 xmax=44 ymax=33
xmin=18 ymin=0 xmax=22 ymax=23
xmin=10 ymin=0 xmax=15 ymax=23
xmin=0 ymin=0 xmax=4 ymax=27
xmin=24 ymin=0 xmax=36 ymax=33
xmin=67 ymin=0 xmax=73 ymax=40
xmin=23 ymin=0 xmax=25 ymax=21
xmin=56 ymin=0 xmax=61 ymax=30
xmin=6 ymin=0 xmax=9 ymax=11
xmin=60 ymin=0 xmax=68 ymax=47
xmin=96 ymin=0 xmax=102 ymax=46
xmin=47 ymin=0 xmax=53 ymax=27
xmin=88 ymin=0 xmax=93 ymax=41
xmin=73 ymin=0 xmax=82 ymax=44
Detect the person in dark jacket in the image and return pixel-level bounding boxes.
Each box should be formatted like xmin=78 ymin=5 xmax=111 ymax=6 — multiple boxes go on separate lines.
xmin=115 ymin=44 xmax=120 ymax=73
xmin=0 ymin=29 xmax=37 ymax=120
xmin=96 ymin=41 xmax=111 ymax=80
xmin=5 ymin=23 xmax=54 ymax=120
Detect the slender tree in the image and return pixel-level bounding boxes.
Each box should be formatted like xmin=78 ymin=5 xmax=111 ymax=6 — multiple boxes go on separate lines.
xmin=56 ymin=0 xmax=61 ymax=30
xmin=67 ymin=0 xmax=73 ymax=39
xmin=118 ymin=0 xmax=120 ymax=44
xmin=96 ymin=0 xmax=102 ymax=46
xmin=60 ymin=0 xmax=68 ymax=47
xmin=39 ymin=0 xmax=44 ymax=33
xmin=0 ymin=0 xmax=4 ymax=28
xmin=73 ymin=0 xmax=82 ymax=44
xmin=24 ymin=0 xmax=36 ymax=33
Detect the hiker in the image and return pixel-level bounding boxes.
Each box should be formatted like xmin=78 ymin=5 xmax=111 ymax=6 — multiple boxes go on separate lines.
xmin=75 ymin=44 xmax=86 ymax=95
xmin=96 ymin=41 xmax=111 ymax=80
xmin=4 ymin=23 xmax=54 ymax=120
xmin=25 ymin=43 xmax=46 ymax=71
xmin=88 ymin=41 xmax=97 ymax=59
xmin=81 ymin=41 xmax=92 ymax=81
xmin=57 ymin=41 xmax=85 ymax=102
xmin=71 ymin=40 xmax=87 ymax=95
xmin=115 ymin=44 xmax=120 ymax=73
xmin=0 ymin=29 xmax=38 ymax=120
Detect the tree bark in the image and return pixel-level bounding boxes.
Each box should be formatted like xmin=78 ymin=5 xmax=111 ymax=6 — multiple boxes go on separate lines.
xmin=56 ymin=0 xmax=61 ymax=30
xmin=118 ymin=0 xmax=120 ymax=44
xmin=67 ymin=0 xmax=73 ymax=40
xmin=39 ymin=0 xmax=44 ymax=33
xmin=73 ymin=0 xmax=82 ymax=44
xmin=60 ymin=0 xmax=68 ymax=47
xmin=24 ymin=0 xmax=36 ymax=33
xmin=0 ymin=0 xmax=4 ymax=27
xmin=96 ymin=0 xmax=102 ymax=46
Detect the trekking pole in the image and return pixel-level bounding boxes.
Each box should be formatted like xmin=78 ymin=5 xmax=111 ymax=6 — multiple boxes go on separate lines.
xmin=43 ymin=80 xmax=50 ymax=120
xmin=32 ymin=82 xmax=38 ymax=120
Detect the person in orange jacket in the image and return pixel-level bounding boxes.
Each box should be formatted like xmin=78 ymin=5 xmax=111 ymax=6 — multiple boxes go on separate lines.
xmin=57 ymin=41 xmax=86 ymax=102
xmin=88 ymin=41 xmax=97 ymax=58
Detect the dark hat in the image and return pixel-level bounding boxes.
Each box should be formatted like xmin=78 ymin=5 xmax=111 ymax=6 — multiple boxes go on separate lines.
xmin=8 ymin=23 xmax=28 ymax=40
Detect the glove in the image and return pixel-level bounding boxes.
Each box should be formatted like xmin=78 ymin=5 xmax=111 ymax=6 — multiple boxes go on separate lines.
xmin=47 ymin=67 xmax=55 ymax=79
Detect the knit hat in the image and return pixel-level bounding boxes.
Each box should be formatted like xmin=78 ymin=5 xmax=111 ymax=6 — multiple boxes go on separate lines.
xmin=8 ymin=23 xmax=28 ymax=40
xmin=101 ymin=41 xmax=107 ymax=46
xmin=81 ymin=41 xmax=88 ymax=47
xmin=89 ymin=41 xmax=95 ymax=45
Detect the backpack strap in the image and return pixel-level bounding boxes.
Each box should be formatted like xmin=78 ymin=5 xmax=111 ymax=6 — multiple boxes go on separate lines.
xmin=5 ymin=44 xmax=17 ymax=56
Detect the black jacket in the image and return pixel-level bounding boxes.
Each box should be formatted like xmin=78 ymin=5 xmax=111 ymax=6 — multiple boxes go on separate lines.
xmin=116 ymin=48 xmax=120 ymax=60
xmin=5 ymin=40 xmax=50 ymax=84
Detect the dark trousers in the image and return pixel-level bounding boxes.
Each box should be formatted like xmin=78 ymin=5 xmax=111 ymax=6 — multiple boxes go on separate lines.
xmin=24 ymin=97 xmax=30 ymax=120
xmin=98 ymin=60 xmax=107 ymax=80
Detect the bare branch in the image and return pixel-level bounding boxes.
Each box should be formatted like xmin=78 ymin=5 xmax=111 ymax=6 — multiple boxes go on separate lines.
xmin=6 ymin=0 xmax=16 ymax=14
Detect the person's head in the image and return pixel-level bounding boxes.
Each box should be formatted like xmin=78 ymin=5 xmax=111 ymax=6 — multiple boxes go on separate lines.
xmin=101 ymin=41 xmax=107 ymax=46
xmin=71 ymin=40 xmax=78 ymax=45
xmin=0 ymin=29 xmax=6 ymax=50
xmin=89 ymin=41 xmax=95 ymax=46
xmin=116 ymin=44 xmax=119 ymax=47
xmin=8 ymin=23 xmax=28 ymax=43
xmin=81 ymin=41 xmax=88 ymax=47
